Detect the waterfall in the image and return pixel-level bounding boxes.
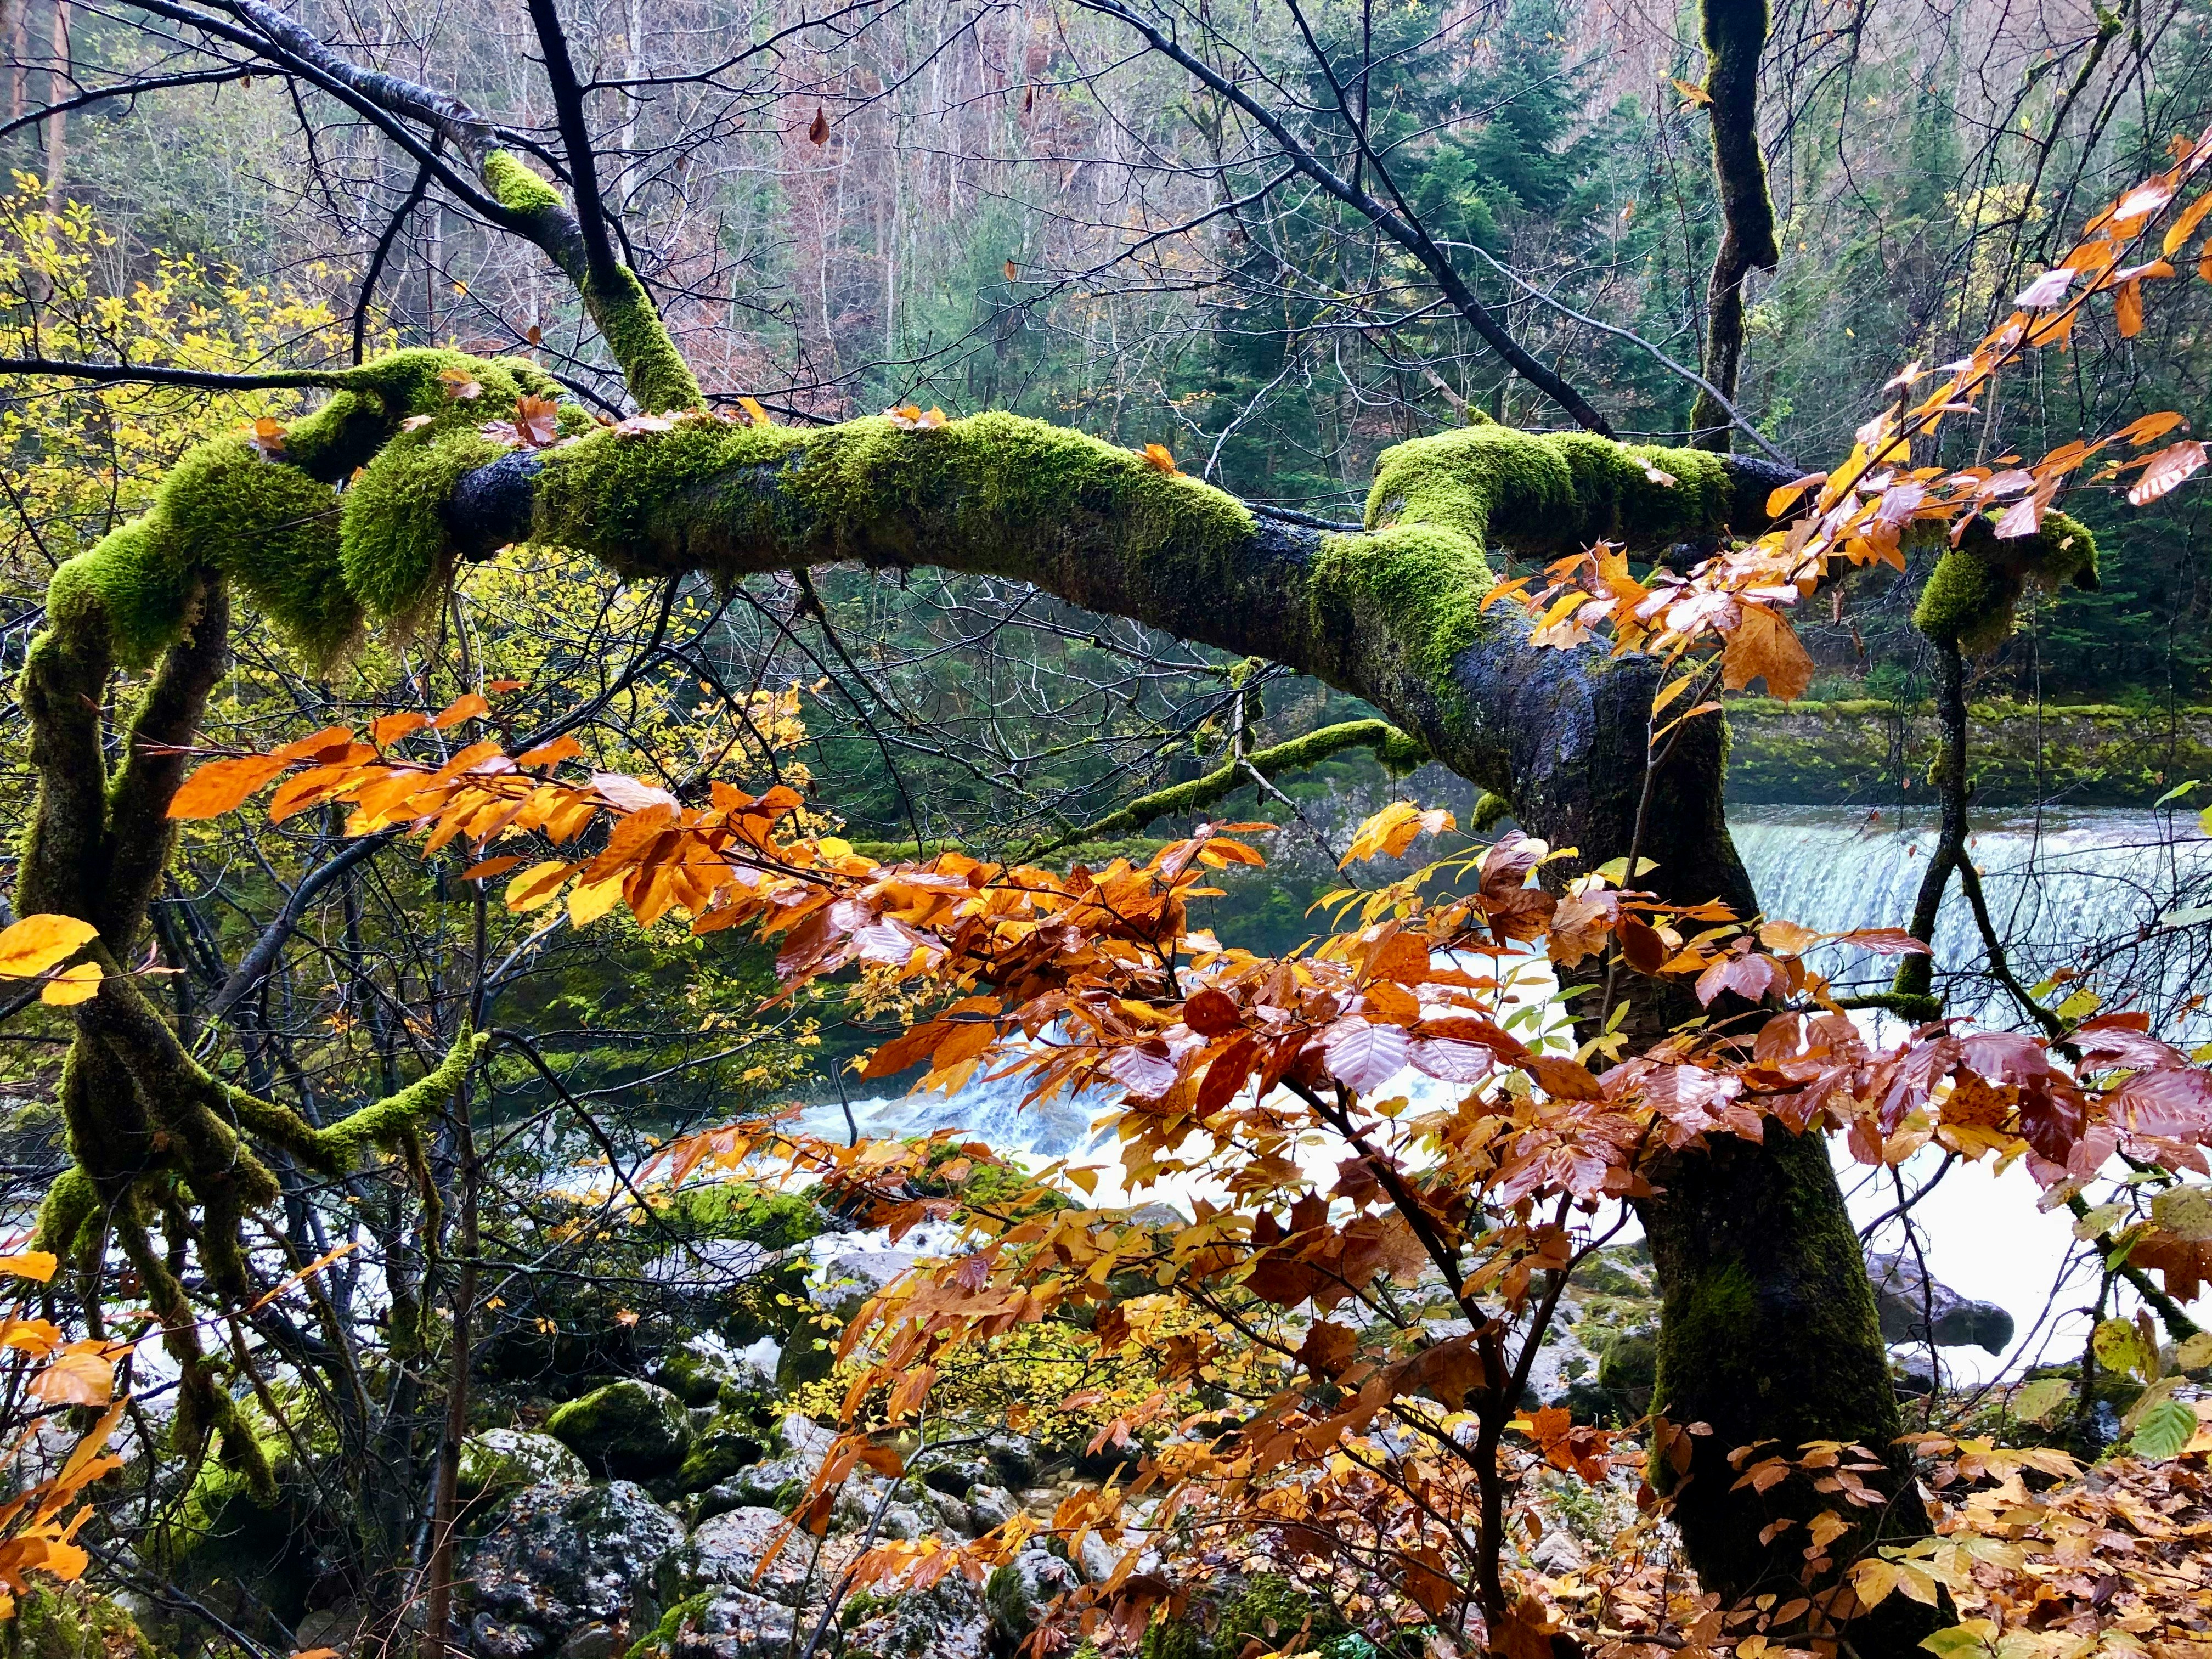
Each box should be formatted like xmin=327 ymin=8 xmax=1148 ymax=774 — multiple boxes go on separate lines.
xmin=1732 ymin=804 xmax=2212 ymax=1035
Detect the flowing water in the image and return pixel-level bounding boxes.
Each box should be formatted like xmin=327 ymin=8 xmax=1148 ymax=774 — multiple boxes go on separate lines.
xmin=788 ymin=805 xmax=2212 ymax=1381
xmin=1732 ymin=805 xmax=2212 ymax=1035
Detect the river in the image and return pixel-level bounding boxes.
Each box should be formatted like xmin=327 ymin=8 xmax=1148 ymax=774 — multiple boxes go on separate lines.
xmin=792 ymin=804 xmax=2212 ymax=1384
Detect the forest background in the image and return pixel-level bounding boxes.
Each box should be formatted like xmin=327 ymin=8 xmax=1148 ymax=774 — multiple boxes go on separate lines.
xmin=2 ymin=0 xmax=2212 ymax=1655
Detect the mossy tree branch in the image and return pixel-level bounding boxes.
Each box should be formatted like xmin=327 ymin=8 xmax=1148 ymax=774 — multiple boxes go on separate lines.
xmin=1035 ymin=718 xmax=1427 ymax=851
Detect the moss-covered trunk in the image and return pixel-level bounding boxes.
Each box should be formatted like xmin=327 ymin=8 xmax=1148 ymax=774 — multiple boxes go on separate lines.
xmin=1640 ymin=1132 xmax=1941 ymax=1649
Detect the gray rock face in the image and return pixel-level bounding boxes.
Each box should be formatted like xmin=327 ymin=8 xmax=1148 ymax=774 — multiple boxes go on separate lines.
xmin=462 ymin=1479 xmax=686 ymax=1659
xmin=1867 ymin=1252 xmax=2015 ymax=1353
xmin=459 ymin=1429 xmax=590 ymax=1499
xmin=842 ymin=1572 xmax=990 ymax=1659
xmin=651 ymin=1591 xmax=795 ymax=1659
xmin=545 ymin=1380 xmax=696 ymax=1479
xmin=682 ymin=1506 xmax=816 ymax=1605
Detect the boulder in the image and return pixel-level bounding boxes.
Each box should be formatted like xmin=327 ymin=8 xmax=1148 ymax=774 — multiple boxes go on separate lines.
xmin=461 ymin=1479 xmax=686 ymax=1659
xmin=676 ymin=1420 xmax=768 ymax=1494
xmin=656 ymin=1333 xmax=779 ymax=1410
xmin=842 ymin=1572 xmax=990 ymax=1659
xmin=1867 ymin=1252 xmax=2015 ymax=1353
xmin=460 ymin=1429 xmax=590 ymax=1500
xmin=629 ymin=1590 xmax=795 ymax=1659
xmin=681 ymin=1506 xmax=816 ymax=1605
xmin=964 ymin=1483 xmax=1019 ymax=1533
xmin=546 ymin=1380 xmax=695 ymax=1479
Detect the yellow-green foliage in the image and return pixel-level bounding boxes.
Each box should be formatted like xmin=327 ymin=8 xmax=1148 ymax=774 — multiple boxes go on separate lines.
xmin=1913 ymin=511 xmax=2100 ymax=654
xmin=781 ymin=1318 xmax=1162 ymax=1451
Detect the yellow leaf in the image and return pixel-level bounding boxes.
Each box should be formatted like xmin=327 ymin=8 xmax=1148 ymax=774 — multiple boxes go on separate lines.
xmin=0 ymin=915 xmax=97 ymax=980
xmin=568 ymin=875 xmax=626 ymax=928
xmin=0 ymin=1252 xmax=58 ymax=1284
xmin=505 ymin=860 xmax=574 ymax=913
xmin=30 ymin=1346 xmax=116 ymax=1406
xmin=40 ymin=963 xmax=100 ymax=1006
xmin=1672 ymin=76 xmax=1712 ymax=105
xmin=1138 ymin=442 xmax=1179 ymax=473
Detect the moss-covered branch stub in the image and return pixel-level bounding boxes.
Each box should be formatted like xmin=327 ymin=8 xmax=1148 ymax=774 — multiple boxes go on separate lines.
xmin=1912 ymin=510 xmax=2098 ymax=655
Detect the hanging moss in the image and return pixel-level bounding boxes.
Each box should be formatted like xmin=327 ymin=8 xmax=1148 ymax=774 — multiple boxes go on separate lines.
xmin=1913 ymin=511 xmax=2100 ymax=654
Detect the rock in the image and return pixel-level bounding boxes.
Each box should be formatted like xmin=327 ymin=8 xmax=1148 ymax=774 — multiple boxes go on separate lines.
xmin=1867 ymin=1252 xmax=2015 ymax=1353
xmin=293 ymin=1602 xmax=369 ymax=1657
xmin=842 ymin=1572 xmax=990 ymax=1659
xmin=1075 ymin=1531 xmax=1122 ymax=1585
xmin=631 ymin=1590 xmax=796 ymax=1659
xmin=682 ymin=1506 xmax=816 ymax=1605
xmin=656 ymin=1333 xmax=779 ymax=1410
xmin=1530 ymin=1530 xmax=1586 ymax=1573
xmin=926 ymin=1488 xmax=975 ymax=1537
xmin=676 ymin=1419 xmax=768 ymax=1494
xmin=461 ymin=1479 xmax=686 ymax=1659
xmin=981 ymin=1432 xmax=1041 ymax=1489
xmin=697 ymin=1454 xmax=808 ymax=1521
xmin=966 ymin=1484 xmax=1020 ymax=1533
xmin=546 ymin=1380 xmax=696 ymax=1479
xmin=460 ymin=1429 xmax=590 ymax=1499
xmin=1011 ymin=1546 xmax=1078 ymax=1606
xmin=554 ymin=1624 xmax=620 ymax=1659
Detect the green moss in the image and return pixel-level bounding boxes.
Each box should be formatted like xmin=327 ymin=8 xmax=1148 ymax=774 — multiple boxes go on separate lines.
xmin=1214 ymin=1576 xmax=1345 ymax=1657
xmin=661 ymin=1181 xmax=826 ymax=1249
xmin=1913 ymin=511 xmax=2100 ymax=654
xmin=227 ymin=1029 xmax=479 ymax=1174
xmin=590 ymin=266 xmax=704 ymax=413
xmin=625 ymin=1591 xmax=713 ymax=1659
xmin=3 ymin=1587 xmax=154 ymax=1659
xmin=1056 ymin=719 xmax=1423 ymax=844
xmin=485 ymin=150 xmax=565 ymax=217
xmin=544 ymin=1378 xmax=693 ymax=1477
xmin=1138 ymin=1616 xmax=1204 ymax=1659
xmin=532 ymin=410 xmax=1259 ymax=600
xmin=341 ymin=428 xmax=508 ymax=629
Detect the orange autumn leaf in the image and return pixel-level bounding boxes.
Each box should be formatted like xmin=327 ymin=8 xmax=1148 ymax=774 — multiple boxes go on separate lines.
xmin=167 ymin=754 xmax=291 ymax=819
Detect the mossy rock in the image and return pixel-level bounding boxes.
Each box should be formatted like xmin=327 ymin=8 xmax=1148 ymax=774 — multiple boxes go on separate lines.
xmin=1 ymin=1588 xmax=154 ymax=1659
xmin=675 ymin=1419 xmax=767 ymax=1494
xmin=1214 ymin=1575 xmax=1346 ymax=1657
xmin=546 ymin=1379 xmax=695 ymax=1479
xmin=459 ymin=1426 xmax=591 ymax=1499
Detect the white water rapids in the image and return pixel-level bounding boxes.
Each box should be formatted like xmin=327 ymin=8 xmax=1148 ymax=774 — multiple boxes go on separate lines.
xmin=789 ymin=805 xmax=2212 ymax=1384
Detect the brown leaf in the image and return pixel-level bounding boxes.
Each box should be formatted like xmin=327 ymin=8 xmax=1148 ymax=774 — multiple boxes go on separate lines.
xmin=515 ymin=394 xmax=561 ymax=448
xmin=809 ymin=105 xmax=830 ymax=144
xmin=1721 ymin=602 xmax=1815 ymax=701
xmin=2129 ymin=439 xmax=2207 ymax=506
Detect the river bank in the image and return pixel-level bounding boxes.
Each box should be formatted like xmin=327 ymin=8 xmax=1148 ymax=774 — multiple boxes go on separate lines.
xmin=1725 ymin=697 xmax=2212 ymax=805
